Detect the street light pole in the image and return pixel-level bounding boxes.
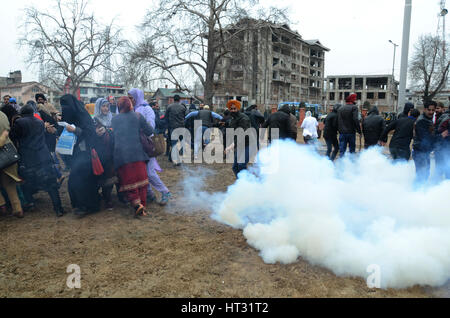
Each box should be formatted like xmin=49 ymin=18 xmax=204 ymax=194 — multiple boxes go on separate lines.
xmin=389 ymin=40 xmax=399 ymax=80
xmin=389 ymin=40 xmax=399 ymax=112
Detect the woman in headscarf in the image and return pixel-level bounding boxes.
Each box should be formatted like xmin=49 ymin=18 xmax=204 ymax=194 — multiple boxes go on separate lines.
xmin=60 ymin=94 xmax=100 ymax=216
xmin=9 ymin=105 xmax=64 ymax=217
xmin=92 ymin=98 xmax=115 ymax=210
xmin=112 ymin=96 xmax=153 ymax=217
xmin=94 ymin=98 xmax=113 ymax=128
xmin=128 ymin=88 xmax=172 ymax=206
xmin=0 ymin=111 xmax=23 ymax=218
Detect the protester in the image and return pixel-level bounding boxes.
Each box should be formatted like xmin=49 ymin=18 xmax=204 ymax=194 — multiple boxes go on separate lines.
xmin=128 ymin=89 xmax=172 ymax=206
xmin=94 ymin=98 xmax=113 ymax=128
xmin=10 ymin=105 xmax=64 ymax=217
xmin=185 ymin=105 xmax=223 ymax=159
xmin=244 ymin=104 xmax=265 ymax=144
xmin=165 ymin=95 xmax=188 ymax=165
xmin=9 ymin=98 xmax=21 ymax=113
xmin=60 ymin=94 xmax=100 ymax=216
xmin=379 ymin=109 xmax=420 ymax=161
xmin=35 ymin=97 xmax=64 ymax=183
xmin=1 ymin=99 xmax=19 ymax=126
xmin=337 ymin=93 xmax=361 ymax=156
xmin=398 ymin=102 xmax=415 ymax=119
xmin=434 ymin=102 xmax=450 ymax=181
xmin=107 ymin=96 xmax=119 ymax=115
xmin=151 ymin=102 xmax=166 ymax=135
xmin=0 ymin=111 xmax=23 ymax=218
xmin=92 ymin=117 xmax=115 ymax=210
xmin=185 ymin=103 xmax=198 ymax=150
xmin=262 ymin=104 xmax=297 ymax=141
xmin=437 ymin=107 xmax=450 ymax=179
xmin=224 ymin=100 xmax=253 ymax=177
xmin=362 ymin=106 xmax=385 ymax=149
xmin=300 ymin=111 xmax=318 ymax=145
xmin=2 ymin=95 xmax=11 ymax=107
xmin=413 ymin=101 xmax=436 ymax=184
xmin=288 ymin=106 xmax=298 ymax=142
xmin=112 ymin=96 xmax=153 ymax=217
xmin=323 ymin=104 xmax=341 ymax=161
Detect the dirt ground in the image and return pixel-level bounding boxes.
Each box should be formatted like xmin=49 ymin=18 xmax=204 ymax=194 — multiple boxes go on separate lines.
xmin=0 ymin=132 xmax=448 ymax=298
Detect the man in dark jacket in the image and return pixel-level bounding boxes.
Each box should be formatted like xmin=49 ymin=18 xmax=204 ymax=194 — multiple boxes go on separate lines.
xmin=413 ymin=101 xmax=436 ymax=184
xmin=337 ymin=93 xmax=361 ymax=156
xmin=245 ymin=104 xmax=265 ymax=148
xmin=323 ymin=104 xmax=341 ymax=160
xmin=380 ymin=108 xmax=420 ymax=161
xmin=165 ymin=95 xmax=188 ymax=164
xmin=10 ymin=105 xmax=64 ymax=217
xmin=262 ymin=104 xmax=297 ymax=141
xmin=185 ymin=105 xmax=223 ymax=159
xmin=398 ymin=102 xmax=415 ymax=119
xmin=437 ymin=109 xmax=450 ymax=179
xmin=362 ymin=106 xmax=385 ymax=149
xmin=435 ymin=103 xmax=450 ymax=180
xmin=224 ymin=100 xmax=252 ymax=177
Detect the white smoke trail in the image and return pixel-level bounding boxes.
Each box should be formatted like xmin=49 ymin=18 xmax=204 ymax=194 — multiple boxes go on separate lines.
xmin=179 ymin=167 xmax=226 ymax=213
xmin=211 ymin=140 xmax=450 ymax=289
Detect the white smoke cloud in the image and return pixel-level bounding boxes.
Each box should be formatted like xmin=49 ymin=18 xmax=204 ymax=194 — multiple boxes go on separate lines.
xmin=210 ymin=140 xmax=450 ymax=289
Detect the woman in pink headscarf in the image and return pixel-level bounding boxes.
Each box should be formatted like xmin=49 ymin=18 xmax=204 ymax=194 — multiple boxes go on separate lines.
xmin=128 ymin=88 xmax=172 ymax=206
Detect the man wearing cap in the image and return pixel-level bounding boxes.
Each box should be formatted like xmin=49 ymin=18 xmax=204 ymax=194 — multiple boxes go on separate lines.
xmin=337 ymin=93 xmax=361 ymax=156
xmin=224 ymin=100 xmax=252 ymax=177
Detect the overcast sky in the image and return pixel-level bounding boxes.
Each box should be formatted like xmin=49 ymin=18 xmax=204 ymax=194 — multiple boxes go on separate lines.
xmin=0 ymin=0 xmax=446 ymax=83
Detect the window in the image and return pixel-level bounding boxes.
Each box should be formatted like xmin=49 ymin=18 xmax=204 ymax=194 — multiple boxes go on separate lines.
xmin=378 ymin=92 xmax=386 ymax=99
xmin=80 ymin=88 xmax=88 ymax=95
xmin=367 ymin=92 xmax=374 ymax=99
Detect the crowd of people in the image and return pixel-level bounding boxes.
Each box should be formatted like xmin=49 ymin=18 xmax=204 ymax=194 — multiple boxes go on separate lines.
xmin=323 ymin=93 xmax=450 ymax=184
xmin=1 ymin=90 xmax=449 ymax=219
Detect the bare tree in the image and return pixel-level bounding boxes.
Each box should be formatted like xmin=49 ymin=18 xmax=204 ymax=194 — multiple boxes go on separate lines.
xmin=19 ymin=0 xmax=122 ymax=95
xmin=130 ymin=0 xmax=288 ymax=105
xmin=409 ymin=34 xmax=450 ymax=102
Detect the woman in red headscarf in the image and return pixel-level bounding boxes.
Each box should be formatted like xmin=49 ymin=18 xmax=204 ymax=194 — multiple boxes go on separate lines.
xmin=111 ymin=97 xmax=154 ymax=217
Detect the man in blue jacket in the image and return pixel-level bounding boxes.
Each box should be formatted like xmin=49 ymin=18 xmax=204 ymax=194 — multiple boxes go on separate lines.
xmin=413 ymin=101 xmax=436 ymax=184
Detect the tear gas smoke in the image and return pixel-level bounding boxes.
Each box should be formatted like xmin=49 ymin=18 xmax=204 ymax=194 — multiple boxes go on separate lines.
xmin=208 ymin=141 xmax=450 ymax=289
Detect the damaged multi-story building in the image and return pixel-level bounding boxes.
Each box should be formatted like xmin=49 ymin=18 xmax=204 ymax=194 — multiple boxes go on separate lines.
xmin=325 ymin=75 xmax=399 ymax=113
xmin=212 ymin=19 xmax=329 ymax=112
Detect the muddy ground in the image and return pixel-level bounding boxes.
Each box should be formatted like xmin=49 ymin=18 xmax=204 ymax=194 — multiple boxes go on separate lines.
xmin=0 ymin=132 xmax=448 ymax=298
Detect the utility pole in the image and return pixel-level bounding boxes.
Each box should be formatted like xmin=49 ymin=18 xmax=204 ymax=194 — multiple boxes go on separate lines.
xmin=389 ymin=40 xmax=399 ymax=112
xmin=398 ymin=0 xmax=412 ymax=114
xmin=440 ymin=0 xmax=448 ymax=88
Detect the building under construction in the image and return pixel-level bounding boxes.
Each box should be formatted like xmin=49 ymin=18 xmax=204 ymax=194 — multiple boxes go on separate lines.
xmin=212 ymin=20 xmax=329 ymax=111
xmin=325 ymin=75 xmax=399 ymax=113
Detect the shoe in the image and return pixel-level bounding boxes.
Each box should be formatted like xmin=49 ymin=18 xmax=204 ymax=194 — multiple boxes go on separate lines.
xmin=73 ymin=208 xmax=89 ymax=218
xmin=159 ymin=192 xmax=171 ymax=206
xmin=55 ymin=209 xmax=64 ymax=217
xmin=134 ymin=204 xmax=147 ymax=217
xmin=13 ymin=210 xmax=24 ymax=219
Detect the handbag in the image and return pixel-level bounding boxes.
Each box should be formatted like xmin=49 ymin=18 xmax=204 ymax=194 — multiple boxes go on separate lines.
xmin=151 ymin=134 xmax=166 ymax=157
xmin=0 ymin=142 xmax=20 ymax=170
xmin=91 ymin=148 xmax=104 ymax=176
xmin=140 ymin=130 xmax=157 ymax=158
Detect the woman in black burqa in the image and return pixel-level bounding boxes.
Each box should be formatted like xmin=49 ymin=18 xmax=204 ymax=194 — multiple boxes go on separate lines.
xmin=60 ymin=94 xmax=100 ymax=215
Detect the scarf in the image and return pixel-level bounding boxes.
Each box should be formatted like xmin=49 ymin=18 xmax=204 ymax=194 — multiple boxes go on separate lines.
xmin=94 ymin=98 xmax=112 ymax=127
